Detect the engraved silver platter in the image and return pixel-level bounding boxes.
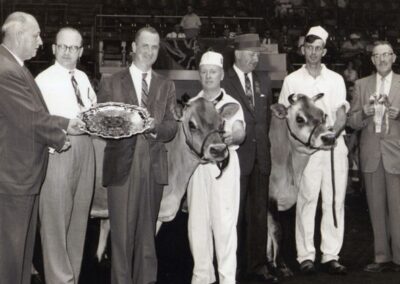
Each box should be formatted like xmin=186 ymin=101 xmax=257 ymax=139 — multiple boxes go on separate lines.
xmin=79 ymin=102 xmax=151 ymax=139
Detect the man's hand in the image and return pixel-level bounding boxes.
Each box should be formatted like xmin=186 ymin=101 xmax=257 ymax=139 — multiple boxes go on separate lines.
xmin=58 ymin=136 xmax=71 ymax=153
xmin=363 ymin=104 xmax=375 ymax=117
xmin=388 ymin=106 xmax=400 ymax=119
xmin=144 ymin=117 xmax=157 ymax=138
xmin=67 ymin=118 xmax=85 ymax=135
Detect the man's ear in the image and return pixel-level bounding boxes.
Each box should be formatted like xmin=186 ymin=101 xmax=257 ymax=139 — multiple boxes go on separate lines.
xmin=271 ymin=103 xmax=288 ymax=119
xmin=131 ymin=41 xmax=136 ymax=54
xmin=322 ymin=48 xmax=327 ymax=57
xmin=52 ymin=44 xmax=56 ymax=55
xmin=301 ymin=45 xmax=305 ymax=55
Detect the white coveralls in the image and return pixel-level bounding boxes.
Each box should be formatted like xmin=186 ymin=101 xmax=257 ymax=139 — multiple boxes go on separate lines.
xmin=279 ymin=64 xmax=349 ymax=264
xmin=187 ymin=89 xmax=245 ymax=284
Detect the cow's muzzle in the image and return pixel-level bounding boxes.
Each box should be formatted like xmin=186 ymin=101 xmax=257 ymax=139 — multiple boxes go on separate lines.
xmin=321 ymin=133 xmax=336 ymax=146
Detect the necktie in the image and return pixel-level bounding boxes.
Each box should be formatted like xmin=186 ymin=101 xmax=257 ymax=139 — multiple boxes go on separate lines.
xmin=244 ymin=73 xmax=254 ymax=108
xmin=374 ymin=77 xmax=386 ymax=133
xmin=379 ymin=76 xmax=386 ymax=96
xmin=70 ymin=71 xmax=84 ymax=107
xmin=141 ymin=72 xmax=149 ymax=108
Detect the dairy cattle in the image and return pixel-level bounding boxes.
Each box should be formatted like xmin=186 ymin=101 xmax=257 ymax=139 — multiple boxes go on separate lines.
xmin=91 ymin=97 xmax=240 ymax=261
xmin=267 ymin=93 xmax=340 ymax=276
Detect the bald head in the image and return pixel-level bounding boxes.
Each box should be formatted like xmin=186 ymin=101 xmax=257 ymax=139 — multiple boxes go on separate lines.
xmin=1 ymin=12 xmax=43 ymax=61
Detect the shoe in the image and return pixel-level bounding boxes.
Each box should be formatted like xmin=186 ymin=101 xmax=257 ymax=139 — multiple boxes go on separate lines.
xmin=364 ymin=262 xmax=392 ymax=273
xmin=390 ymin=262 xmax=400 ymax=272
xmin=250 ymin=265 xmax=279 ymax=283
xmin=322 ymin=260 xmax=347 ymax=275
xmin=299 ymin=260 xmax=316 ymax=275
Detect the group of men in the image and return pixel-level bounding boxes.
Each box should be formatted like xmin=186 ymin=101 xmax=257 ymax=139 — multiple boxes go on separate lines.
xmin=0 ymin=9 xmax=400 ymax=284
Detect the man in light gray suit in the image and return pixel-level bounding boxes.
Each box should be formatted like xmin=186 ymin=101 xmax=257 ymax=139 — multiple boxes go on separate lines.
xmin=348 ymin=41 xmax=400 ymax=273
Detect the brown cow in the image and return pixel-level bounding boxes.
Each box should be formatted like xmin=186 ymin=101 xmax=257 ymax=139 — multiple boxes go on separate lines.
xmin=91 ymin=97 xmax=240 ymax=261
xmin=268 ymin=93 xmax=340 ymax=277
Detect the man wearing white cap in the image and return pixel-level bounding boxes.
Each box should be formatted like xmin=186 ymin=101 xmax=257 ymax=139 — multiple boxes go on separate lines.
xmin=187 ymin=51 xmax=246 ymax=284
xmin=279 ymin=26 xmax=349 ymax=275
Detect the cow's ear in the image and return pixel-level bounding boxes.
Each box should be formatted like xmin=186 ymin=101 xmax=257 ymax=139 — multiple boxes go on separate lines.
xmin=288 ymin=93 xmax=296 ymax=105
xmin=219 ymin=102 xmax=240 ymax=120
xmin=271 ymin=103 xmax=288 ymax=119
xmin=312 ymin=93 xmax=324 ymax=101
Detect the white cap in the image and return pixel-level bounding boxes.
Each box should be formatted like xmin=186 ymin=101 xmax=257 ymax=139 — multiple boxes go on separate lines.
xmin=306 ymin=26 xmax=329 ymax=44
xmin=199 ymin=51 xmax=223 ymax=68
xmin=349 ymin=33 xmax=360 ymax=39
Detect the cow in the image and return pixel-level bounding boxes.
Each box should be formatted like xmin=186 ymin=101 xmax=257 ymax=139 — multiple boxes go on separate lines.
xmin=267 ymin=93 xmax=340 ymax=277
xmin=91 ymin=97 xmax=240 ymax=261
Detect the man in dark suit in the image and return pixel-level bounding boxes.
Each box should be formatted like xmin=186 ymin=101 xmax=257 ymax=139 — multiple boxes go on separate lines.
xmin=221 ymin=33 xmax=274 ymax=282
xmin=348 ymin=41 xmax=400 ymax=273
xmin=97 ymin=27 xmax=177 ymax=284
xmin=0 ymin=12 xmax=83 ymax=284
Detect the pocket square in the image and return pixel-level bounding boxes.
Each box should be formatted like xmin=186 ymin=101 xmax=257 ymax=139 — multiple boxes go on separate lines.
xmin=260 ymin=94 xmax=266 ymax=98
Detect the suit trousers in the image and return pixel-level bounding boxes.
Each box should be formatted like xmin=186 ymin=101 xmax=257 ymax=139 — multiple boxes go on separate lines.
xmin=108 ymin=136 xmax=163 ymax=284
xmin=187 ymin=150 xmax=240 ymax=284
xmin=0 ymin=193 xmax=38 ymax=284
xmin=39 ymin=135 xmax=95 ymax=284
xmin=296 ymin=137 xmax=348 ymax=264
xmin=237 ymin=160 xmax=269 ymax=274
xmin=364 ymin=158 xmax=400 ymax=264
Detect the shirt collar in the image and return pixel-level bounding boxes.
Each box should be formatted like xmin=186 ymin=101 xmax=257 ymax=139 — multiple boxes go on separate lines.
xmin=2 ymin=44 xmax=24 ymax=66
xmin=130 ymin=62 xmax=151 ymax=76
xmin=377 ymin=71 xmax=393 ymax=83
xmin=233 ymin=64 xmax=250 ymax=77
xmin=301 ymin=64 xmax=328 ymax=79
xmin=54 ymin=61 xmax=76 ymax=75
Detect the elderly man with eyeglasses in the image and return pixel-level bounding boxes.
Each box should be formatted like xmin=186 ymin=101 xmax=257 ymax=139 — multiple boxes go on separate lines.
xmin=279 ymin=26 xmax=349 ymax=275
xmin=35 ymin=27 xmax=97 ymax=284
xmin=348 ymin=41 xmax=400 ymax=273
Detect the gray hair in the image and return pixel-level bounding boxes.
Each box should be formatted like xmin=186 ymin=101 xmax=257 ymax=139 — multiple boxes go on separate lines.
xmin=1 ymin=12 xmax=34 ymax=39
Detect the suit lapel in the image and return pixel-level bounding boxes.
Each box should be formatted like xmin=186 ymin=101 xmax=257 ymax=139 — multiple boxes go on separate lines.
xmin=388 ymin=73 xmax=400 ymax=105
xmin=228 ymin=68 xmax=255 ymax=116
xmin=366 ymin=75 xmax=376 ymax=100
xmin=122 ymin=70 xmax=138 ymax=105
xmin=148 ymin=71 xmax=159 ymax=113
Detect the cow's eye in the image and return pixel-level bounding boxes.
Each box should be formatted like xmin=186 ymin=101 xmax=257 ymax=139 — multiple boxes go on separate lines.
xmin=296 ymin=116 xmax=305 ymax=123
xmin=188 ymin=121 xmax=197 ymax=130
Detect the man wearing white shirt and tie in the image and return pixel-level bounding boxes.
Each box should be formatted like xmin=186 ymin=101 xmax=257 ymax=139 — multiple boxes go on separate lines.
xmin=35 ymin=27 xmax=96 ymax=284
xmin=348 ymin=41 xmax=400 ymax=273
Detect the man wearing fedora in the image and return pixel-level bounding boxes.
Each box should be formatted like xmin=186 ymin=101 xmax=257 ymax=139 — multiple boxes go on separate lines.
xmin=222 ymin=33 xmax=275 ymax=282
xmin=279 ymin=26 xmax=349 ymax=275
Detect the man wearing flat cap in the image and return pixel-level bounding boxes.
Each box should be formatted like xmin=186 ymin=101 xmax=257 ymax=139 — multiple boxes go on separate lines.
xmin=279 ymin=26 xmax=349 ymax=275
xmin=222 ymin=33 xmax=275 ymax=282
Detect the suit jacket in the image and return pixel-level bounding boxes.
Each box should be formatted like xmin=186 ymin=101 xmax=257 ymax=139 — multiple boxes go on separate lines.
xmin=348 ymin=72 xmax=400 ymax=174
xmin=98 ymin=68 xmax=177 ymax=186
xmin=221 ymin=68 xmax=272 ymax=176
xmin=0 ymin=45 xmax=69 ymax=195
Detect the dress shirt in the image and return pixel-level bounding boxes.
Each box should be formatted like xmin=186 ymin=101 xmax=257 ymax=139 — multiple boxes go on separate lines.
xmin=376 ymin=71 xmax=393 ymax=96
xmin=129 ymin=63 xmax=152 ymax=104
xmin=35 ymin=61 xmax=96 ymax=118
xmin=233 ymin=64 xmax=254 ymax=98
xmin=279 ymin=64 xmax=349 ymax=129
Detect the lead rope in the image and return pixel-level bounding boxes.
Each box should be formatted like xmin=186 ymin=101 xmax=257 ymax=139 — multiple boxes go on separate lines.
xmin=330 ymin=148 xmax=338 ymax=228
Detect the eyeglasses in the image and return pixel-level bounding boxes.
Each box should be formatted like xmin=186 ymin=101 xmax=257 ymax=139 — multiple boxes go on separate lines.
xmin=372 ymin=52 xmax=393 ymax=59
xmin=303 ymin=45 xmax=324 ymax=53
xmin=56 ymin=44 xmax=82 ymax=53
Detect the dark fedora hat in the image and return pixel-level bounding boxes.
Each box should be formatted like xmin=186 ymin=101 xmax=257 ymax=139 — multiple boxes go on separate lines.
xmin=234 ymin=33 xmax=265 ymax=51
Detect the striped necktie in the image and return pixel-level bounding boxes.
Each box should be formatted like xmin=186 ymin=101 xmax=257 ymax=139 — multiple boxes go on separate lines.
xmin=244 ymin=73 xmax=254 ymax=108
xmin=69 ymin=71 xmax=84 ymax=107
xmin=141 ymin=72 xmax=149 ymax=108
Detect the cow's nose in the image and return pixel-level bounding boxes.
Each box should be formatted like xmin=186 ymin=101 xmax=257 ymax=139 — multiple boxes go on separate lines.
xmin=209 ymin=144 xmax=227 ymax=157
xmin=321 ymin=133 xmax=336 ymax=146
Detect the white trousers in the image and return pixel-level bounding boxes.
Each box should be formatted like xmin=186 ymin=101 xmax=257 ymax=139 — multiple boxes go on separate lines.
xmin=296 ymin=137 xmax=348 ymax=264
xmin=187 ymin=150 xmax=240 ymax=284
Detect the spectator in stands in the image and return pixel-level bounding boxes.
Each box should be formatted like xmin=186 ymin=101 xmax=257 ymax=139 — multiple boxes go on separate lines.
xmin=348 ymin=41 xmax=400 ymax=274
xmin=277 ymin=25 xmax=294 ymax=53
xmin=365 ymin=31 xmax=380 ymax=54
xmin=261 ymin=29 xmax=277 ymax=46
xmin=187 ymin=50 xmax=246 ymax=284
xmin=35 ymin=27 xmax=96 ymax=284
xmin=180 ymin=4 xmax=201 ymax=39
xmin=343 ymin=60 xmax=359 ymax=84
xmin=341 ymin=33 xmax=365 ymax=58
xmin=166 ymin=24 xmax=186 ymax=39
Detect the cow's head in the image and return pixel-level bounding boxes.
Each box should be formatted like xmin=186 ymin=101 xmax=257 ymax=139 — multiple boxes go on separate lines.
xmin=271 ymin=93 xmax=336 ymax=153
xmin=178 ymin=97 xmax=239 ymax=162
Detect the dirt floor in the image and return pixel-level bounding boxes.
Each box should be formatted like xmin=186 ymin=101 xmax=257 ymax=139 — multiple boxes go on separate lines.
xmin=32 ymin=188 xmax=400 ymax=284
